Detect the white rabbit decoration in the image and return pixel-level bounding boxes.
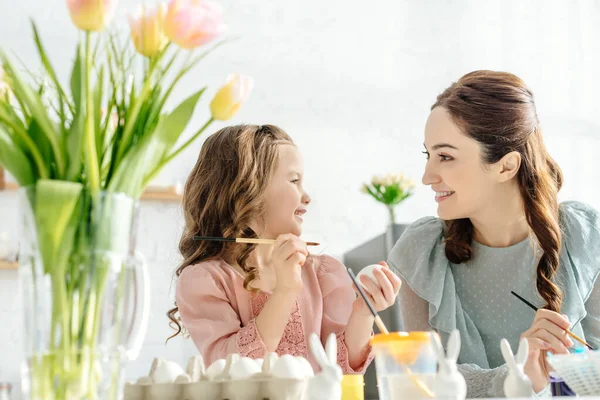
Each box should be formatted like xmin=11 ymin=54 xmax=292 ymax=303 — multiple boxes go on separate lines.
xmin=500 ymin=338 xmax=533 ymax=398
xmin=304 ymin=332 xmax=343 ymax=400
xmin=431 ymin=329 xmax=467 ymax=400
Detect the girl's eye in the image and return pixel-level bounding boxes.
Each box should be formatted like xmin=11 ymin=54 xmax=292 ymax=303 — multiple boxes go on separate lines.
xmin=291 ymin=179 xmax=299 ymax=184
xmin=439 ymin=154 xmax=453 ymax=162
xmin=422 ymin=151 xmax=430 ymax=160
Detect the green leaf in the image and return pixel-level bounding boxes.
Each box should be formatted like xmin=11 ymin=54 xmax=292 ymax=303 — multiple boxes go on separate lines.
xmin=109 ymin=88 xmax=206 ymax=196
xmin=31 ymin=20 xmax=74 ymax=115
xmin=28 ymin=119 xmax=52 ymax=168
xmin=33 ymin=179 xmax=83 ymax=275
xmin=66 ymin=44 xmax=85 ymax=182
xmin=0 ymin=51 xmax=65 ymax=177
xmin=0 ymin=107 xmax=49 ymax=178
xmin=0 ymin=125 xmax=35 ymax=185
xmin=70 ymin=44 xmax=83 ymax=111
xmin=94 ymin=66 xmax=104 ymax=162
xmin=156 ymin=87 xmax=205 ymax=156
xmin=66 ymin=107 xmax=84 ymax=181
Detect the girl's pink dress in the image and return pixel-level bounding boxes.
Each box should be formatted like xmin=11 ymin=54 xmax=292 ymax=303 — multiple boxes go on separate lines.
xmin=176 ymin=254 xmax=374 ymax=373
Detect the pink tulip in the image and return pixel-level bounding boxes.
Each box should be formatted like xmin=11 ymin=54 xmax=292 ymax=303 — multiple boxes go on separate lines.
xmin=66 ymin=0 xmax=118 ymax=32
xmin=164 ymin=0 xmax=226 ymax=49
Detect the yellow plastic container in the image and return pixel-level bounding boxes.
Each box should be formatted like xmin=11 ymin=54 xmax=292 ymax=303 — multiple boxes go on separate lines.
xmin=370 ymin=331 xmax=437 ymax=400
xmin=341 ymin=374 xmax=364 ymax=400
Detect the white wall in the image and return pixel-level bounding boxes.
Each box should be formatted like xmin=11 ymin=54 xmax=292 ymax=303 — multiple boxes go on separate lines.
xmin=1 ymin=0 xmax=599 ymax=397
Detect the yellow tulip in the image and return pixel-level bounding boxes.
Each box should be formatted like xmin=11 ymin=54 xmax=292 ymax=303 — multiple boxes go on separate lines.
xmin=210 ymin=74 xmax=253 ymax=121
xmin=128 ymin=3 xmax=169 ymax=58
xmin=66 ymin=0 xmax=118 ymax=32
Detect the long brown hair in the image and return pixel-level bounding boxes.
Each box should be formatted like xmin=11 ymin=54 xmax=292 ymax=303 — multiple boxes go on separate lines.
xmin=433 ymin=70 xmax=564 ymax=312
xmin=167 ymin=124 xmax=294 ymax=340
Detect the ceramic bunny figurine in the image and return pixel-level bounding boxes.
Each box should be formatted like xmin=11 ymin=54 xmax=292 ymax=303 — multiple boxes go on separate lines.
xmin=304 ymin=333 xmax=343 ymax=400
xmin=431 ymin=329 xmax=467 ymax=400
xmin=500 ymin=338 xmax=533 ymax=398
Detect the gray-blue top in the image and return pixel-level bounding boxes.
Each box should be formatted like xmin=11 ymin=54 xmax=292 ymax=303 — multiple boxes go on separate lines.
xmin=388 ymin=201 xmax=600 ymax=398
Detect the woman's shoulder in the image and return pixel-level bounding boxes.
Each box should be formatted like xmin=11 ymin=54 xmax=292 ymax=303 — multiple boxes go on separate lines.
xmin=387 ymin=216 xmax=446 ymax=271
xmin=560 ymin=201 xmax=600 ymax=232
xmin=386 ymin=216 xmax=448 ymax=297
xmin=558 ymin=201 xmax=600 ymax=295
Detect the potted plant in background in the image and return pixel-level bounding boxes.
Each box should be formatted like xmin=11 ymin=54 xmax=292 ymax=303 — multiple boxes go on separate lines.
xmin=361 ymin=173 xmax=415 ymax=254
xmin=0 ymin=0 xmax=252 ymax=398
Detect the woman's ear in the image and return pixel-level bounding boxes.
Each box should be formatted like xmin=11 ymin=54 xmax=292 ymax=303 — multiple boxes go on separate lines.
xmin=497 ymin=151 xmax=521 ymax=182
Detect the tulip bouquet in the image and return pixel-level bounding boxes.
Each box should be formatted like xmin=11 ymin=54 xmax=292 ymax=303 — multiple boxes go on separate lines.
xmin=0 ymin=1 xmax=252 ymax=399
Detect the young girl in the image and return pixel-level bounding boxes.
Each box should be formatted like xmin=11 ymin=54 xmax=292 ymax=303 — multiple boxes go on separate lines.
xmin=389 ymin=70 xmax=600 ymax=398
xmin=167 ymin=124 xmax=401 ymax=373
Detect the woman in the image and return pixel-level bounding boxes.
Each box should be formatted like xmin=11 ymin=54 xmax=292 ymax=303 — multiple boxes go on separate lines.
xmin=389 ymin=70 xmax=600 ymax=398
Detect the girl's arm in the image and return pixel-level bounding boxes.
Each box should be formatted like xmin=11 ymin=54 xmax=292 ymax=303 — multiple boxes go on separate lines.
xmin=318 ymin=255 xmax=374 ymax=373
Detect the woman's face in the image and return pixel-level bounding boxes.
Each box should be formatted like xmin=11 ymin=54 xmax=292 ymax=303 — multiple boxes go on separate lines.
xmin=422 ymin=107 xmax=502 ymax=220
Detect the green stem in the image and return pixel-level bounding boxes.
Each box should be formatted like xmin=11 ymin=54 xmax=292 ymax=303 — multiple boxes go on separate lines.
xmin=84 ymin=32 xmax=100 ymax=195
xmin=143 ymin=117 xmax=214 ymax=187
xmin=388 ymin=205 xmax=395 ymax=225
xmin=115 ymin=59 xmax=159 ymax=165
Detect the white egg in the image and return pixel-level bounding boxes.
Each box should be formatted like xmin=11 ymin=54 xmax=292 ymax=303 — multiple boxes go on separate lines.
xmin=271 ymin=354 xmax=303 ymax=379
xmin=229 ymin=357 xmax=262 ymax=380
xmin=295 ymin=356 xmax=314 ymax=378
xmin=356 ymin=264 xmax=383 ymax=289
xmin=150 ymin=359 xmax=186 ymax=384
xmin=205 ymin=359 xmax=227 ymax=380
xmin=174 ymin=374 xmax=191 ymax=383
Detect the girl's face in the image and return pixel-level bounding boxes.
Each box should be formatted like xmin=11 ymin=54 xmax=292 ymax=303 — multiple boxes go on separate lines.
xmin=261 ymin=144 xmax=311 ymax=237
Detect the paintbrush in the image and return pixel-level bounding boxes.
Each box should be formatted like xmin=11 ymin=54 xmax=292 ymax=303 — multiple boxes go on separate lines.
xmin=193 ymin=236 xmax=320 ymax=247
xmin=346 ymin=267 xmax=435 ymax=398
xmin=511 ymin=291 xmax=594 ymax=351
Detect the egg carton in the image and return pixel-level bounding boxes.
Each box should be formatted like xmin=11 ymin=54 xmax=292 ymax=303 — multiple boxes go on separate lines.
xmin=124 ymin=352 xmax=314 ymax=400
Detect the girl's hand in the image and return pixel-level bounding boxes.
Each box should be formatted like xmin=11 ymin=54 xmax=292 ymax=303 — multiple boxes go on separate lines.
xmin=353 ymin=261 xmax=402 ymax=316
xmin=271 ymin=233 xmax=308 ymax=295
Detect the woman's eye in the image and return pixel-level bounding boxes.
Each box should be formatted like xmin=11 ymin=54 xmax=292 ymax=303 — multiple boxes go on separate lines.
xmin=291 ymin=179 xmax=299 ymax=184
xmin=439 ymin=154 xmax=453 ymax=162
xmin=422 ymin=151 xmax=430 ymax=160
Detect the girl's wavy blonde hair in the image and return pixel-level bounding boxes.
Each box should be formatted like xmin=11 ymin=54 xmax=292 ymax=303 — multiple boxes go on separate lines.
xmin=166 ymin=124 xmax=294 ymax=340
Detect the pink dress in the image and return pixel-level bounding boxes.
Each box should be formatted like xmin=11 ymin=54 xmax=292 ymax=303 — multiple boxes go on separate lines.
xmin=176 ymin=254 xmax=374 ymax=373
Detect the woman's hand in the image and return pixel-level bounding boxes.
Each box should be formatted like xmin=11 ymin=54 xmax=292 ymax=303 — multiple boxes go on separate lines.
xmin=521 ymin=309 xmax=574 ymax=392
xmin=353 ymin=261 xmax=402 ymax=316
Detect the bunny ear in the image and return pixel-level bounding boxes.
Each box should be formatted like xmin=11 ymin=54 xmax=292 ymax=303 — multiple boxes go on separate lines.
xmin=515 ymin=338 xmax=529 ymax=365
xmin=309 ymin=333 xmax=330 ymax=367
xmin=430 ymin=332 xmax=446 ymax=363
xmin=325 ymin=333 xmax=337 ymax=364
xmin=446 ymin=330 xmax=461 ymax=362
xmin=500 ymin=338 xmax=518 ymax=370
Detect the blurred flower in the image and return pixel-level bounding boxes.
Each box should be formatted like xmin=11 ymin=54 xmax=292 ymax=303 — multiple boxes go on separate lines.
xmin=66 ymin=0 xmax=118 ymax=32
xmin=165 ymin=0 xmax=226 ymax=49
xmin=128 ymin=3 xmax=169 ymax=58
xmin=210 ymin=74 xmax=253 ymax=120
